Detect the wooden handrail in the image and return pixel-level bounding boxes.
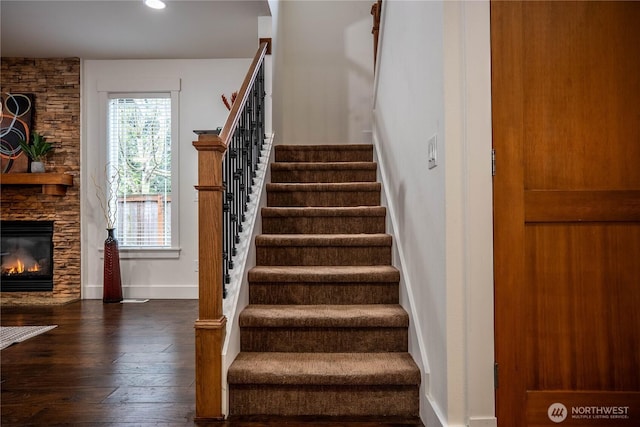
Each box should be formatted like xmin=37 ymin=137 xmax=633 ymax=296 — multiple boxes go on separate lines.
xmin=219 ymin=42 xmax=269 ymax=145
xmin=371 ymin=0 xmax=382 ymax=69
xmin=191 ymin=42 xmax=269 ymax=421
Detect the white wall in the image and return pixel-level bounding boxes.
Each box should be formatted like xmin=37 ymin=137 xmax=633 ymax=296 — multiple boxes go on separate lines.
xmin=269 ymin=0 xmax=283 ymax=142
xmin=81 ymin=58 xmax=251 ymax=299
xmin=374 ymin=0 xmax=447 ymax=422
xmin=373 ymin=1 xmax=495 ymax=426
xmin=274 ymin=0 xmax=374 ymax=145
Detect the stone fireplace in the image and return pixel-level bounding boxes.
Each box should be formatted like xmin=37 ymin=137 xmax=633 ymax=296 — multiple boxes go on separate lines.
xmin=1 ymin=57 xmax=81 ymax=305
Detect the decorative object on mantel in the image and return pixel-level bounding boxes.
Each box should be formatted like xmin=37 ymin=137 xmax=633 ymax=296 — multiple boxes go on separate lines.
xmin=92 ymin=165 xmax=123 ymax=303
xmin=18 ymin=132 xmax=54 ymax=173
xmin=1 ymin=93 xmax=35 ymax=173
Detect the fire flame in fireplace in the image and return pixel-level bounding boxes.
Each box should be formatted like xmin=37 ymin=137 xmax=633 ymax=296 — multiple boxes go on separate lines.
xmin=1 ymin=249 xmax=41 ymax=276
xmin=3 ymin=258 xmax=41 ymax=275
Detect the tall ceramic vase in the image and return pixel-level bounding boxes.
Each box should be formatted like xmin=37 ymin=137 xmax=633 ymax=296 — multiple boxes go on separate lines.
xmin=103 ymin=228 xmax=123 ymax=303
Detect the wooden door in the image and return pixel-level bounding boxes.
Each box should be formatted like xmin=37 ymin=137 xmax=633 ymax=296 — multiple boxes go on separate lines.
xmin=491 ymin=2 xmax=640 ymax=426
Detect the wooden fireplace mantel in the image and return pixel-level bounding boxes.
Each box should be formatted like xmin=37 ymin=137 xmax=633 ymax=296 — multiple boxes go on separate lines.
xmin=0 ymin=173 xmax=74 ymax=196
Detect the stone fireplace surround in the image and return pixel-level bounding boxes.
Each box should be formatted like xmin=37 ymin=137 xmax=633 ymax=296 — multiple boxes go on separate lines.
xmin=1 ymin=58 xmax=81 ymax=306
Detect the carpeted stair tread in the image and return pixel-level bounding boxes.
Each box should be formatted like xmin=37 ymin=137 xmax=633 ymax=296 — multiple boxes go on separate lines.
xmin=267 ymin=182 xmax=380 ymax=192
xmin=256 ymin=234 xmax=392 ymax=266
xmin=248 ymin=283 xmax=399 ymax=305
xmin=271 ymin=162 xmax=377 ymax=171
xmin=267 ymin=182 xmax=381 ymax=207
xmin=255 ymin=233 xmax=392 ymax=247
xmin=228 ymin=352 xmax=420 ymax=386
xmin=261 ymin=207 xmax=386 ymax=234
xmin=271 ymin=161 xmax=376 ymax=183
xmin=248 ymin=265 xmax=400 ymax=283
xmin=248 ymin=266 xmax=400 ymax=305
xmin=262 ymin=206 xmax=386 ymax=218
xmin=239 ymin=304 xmax=408 ymax=328
xmin=276 ymin=144 xmax=373 ymax=152
xmin=275 ymin=144 xmax=373 ymax=163
xmin=225 ymin=416 xmax=424 ymax=425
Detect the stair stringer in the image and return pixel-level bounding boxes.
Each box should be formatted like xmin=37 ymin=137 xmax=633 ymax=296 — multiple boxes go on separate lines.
xmin=372 ymin=141 xmax=434 ymax=424
xmin=220 ymin=134 xmax=274 ymax=417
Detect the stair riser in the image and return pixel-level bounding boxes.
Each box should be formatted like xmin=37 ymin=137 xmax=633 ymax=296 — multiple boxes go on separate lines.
xmin=229 ymin=385 xmax=419 ymax=417
xmin=271 ymin=169 xmax=377 ymax=183
xmin=275 ymin=149 xmax=373 ymax=163
xmin=249 ymin=283 xmax=399 ymax=305
xmin=256 ymin=246 xmax=391 ymax=266
xmin=267 ymin=191 xmax=380 ymax=207
xmin=262 ymin=216 xmax=385 ymax=234
xmin=241 ymin=328 xmax=408 ymax=352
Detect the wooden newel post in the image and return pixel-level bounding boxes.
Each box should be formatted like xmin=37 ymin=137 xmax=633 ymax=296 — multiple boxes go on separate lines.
xmin=193 ymin=134 xmax=227 ymax=421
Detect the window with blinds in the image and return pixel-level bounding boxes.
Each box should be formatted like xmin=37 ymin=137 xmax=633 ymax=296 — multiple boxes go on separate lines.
xmin=107 ymin=94 xmax=172 ymax=248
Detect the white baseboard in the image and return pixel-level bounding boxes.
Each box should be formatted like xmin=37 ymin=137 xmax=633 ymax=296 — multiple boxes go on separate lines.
xmin=423 ymin=396 xmax=497 ymax=427
xmin=422 ymin=395 xmax=447 ymax=427
xmin=468 ymin=417 xmax=498 ymax=427
xmin=83 ymin=284 xmax=198 ymax=300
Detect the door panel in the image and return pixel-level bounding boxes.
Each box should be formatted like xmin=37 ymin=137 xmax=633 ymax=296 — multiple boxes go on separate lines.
xmin=525 ymin=223 xmax=640 ymax=390
xmin=491 ymin=1 xmax=640 ymax=426
xmin=522 ymin=2 xmax=640 ymax=190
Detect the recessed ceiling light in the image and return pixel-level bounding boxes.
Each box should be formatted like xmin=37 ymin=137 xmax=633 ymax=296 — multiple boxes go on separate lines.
xmin=144 ymin=0 xmax=166 ymax=10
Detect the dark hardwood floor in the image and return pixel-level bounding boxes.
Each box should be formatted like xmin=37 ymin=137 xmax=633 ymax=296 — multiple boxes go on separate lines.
xmin=1 ymin=300 xmax=423 ymax=426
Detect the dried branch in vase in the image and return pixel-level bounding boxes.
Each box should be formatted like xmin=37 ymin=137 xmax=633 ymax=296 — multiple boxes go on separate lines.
xmin=91 ymin=164 xmax=121 ymax=230
xmin=222 ymin=91 xmax=238 ymax=111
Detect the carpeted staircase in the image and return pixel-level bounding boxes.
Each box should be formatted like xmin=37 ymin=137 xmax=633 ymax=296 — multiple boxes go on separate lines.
xmin=228 ymin=144 xmax=421 ymax=419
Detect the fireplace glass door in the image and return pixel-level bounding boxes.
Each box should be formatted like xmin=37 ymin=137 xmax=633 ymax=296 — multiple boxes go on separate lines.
xmin=1 ymin=221 xmax=54 ymax=291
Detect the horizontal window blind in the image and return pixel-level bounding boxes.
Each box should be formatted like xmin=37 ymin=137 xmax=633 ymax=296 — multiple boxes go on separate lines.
xmin=107 ymin=95 xmax=172 ymax=247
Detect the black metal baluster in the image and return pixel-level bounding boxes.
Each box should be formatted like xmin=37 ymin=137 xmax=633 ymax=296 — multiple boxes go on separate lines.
xmin=259 ymin=64 xmax=266 ymax=150
xmin=249 ymin=83 xmax=257 ymax=184
xmin=236 ymin=127 xmax=243 ymax=238
xmin=219 ymin=60 xmax=267 ymax=298
xmin=222 ymin=150 xmax=230 ymax=296
xmin=230 ymin=132 xmax=239 ymax=256
xmin=234 ymin=123 xmax=243 ymax=236
xmin=243 ymin=99 xmax=252 ymax=211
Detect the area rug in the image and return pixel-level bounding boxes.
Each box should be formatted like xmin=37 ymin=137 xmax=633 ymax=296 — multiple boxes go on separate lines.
xmin=0 ymin=325 xmax=57 ymax=350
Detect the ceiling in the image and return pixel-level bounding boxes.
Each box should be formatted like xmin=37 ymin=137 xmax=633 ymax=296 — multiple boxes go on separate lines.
xmin=1 ymin=0 xmax=272 ymax=60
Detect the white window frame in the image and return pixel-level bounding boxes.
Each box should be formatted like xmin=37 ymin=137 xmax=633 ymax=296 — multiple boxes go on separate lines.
xmin=98 ymin=79 xmax=181 ymax=259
